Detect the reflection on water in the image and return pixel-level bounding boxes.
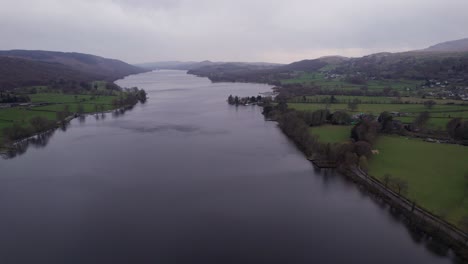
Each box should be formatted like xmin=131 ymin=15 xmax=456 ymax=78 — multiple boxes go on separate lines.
xmin=0 ymin=71 xmax=456 ymax=264
xmin=1 ymin=130 xmax=56 ymax=159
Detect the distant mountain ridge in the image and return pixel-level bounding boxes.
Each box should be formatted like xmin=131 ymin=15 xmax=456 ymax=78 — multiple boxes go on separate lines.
xmin=136 ymin=60 xmax=283 ymax=71
xmin=185 ymin=38 xmax=468 ymax=84
xmin=423 ymin=38 xmax=468 ymax=52
xmin=0 ymin=50 xmax=147 ymax=90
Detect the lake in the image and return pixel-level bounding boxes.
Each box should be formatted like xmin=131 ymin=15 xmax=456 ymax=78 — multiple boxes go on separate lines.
xmin=0 ymin=70 xmax=455 ymax=263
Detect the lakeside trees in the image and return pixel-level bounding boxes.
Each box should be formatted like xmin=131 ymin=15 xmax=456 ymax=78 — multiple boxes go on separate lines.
xmin=2 ymin=86 xmax=147 ymax=146
xmin=447 ymin=118 xmax=468 ymax=140
xmin=112 ymin=87 xmax=147 ymax=108
xmin=0 ymin=92 xmax=30 ymax=103
xmin=302 ymin=109 xmax=329 ymax=126
xmin=277 ymin=111 xmax=318 ymax=157
xmin=351 ymin=118 xmax=379 ymax=144
xmin=413 ymin=111 xmax=430 ymax=129
xmin=227 ymin=94 xmax=264 ymax=106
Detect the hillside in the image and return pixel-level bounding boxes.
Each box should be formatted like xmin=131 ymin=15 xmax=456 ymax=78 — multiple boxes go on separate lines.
xmin=331 ymin=50 xmax=468 ymax=82
xmin=280 ymin=59 xmax=327 ymax=72
xmin=424 ymin=38 xmax=468 ymax=52
xmin=187 ymin=62 xmax=283 ymax=83
xmin=138 ymin=60 xmax=282 ymax=71
xmin=136 ymin=61 xmax=199 ymax=70
xmin=0 ymin=50 xmax=147 ymax=90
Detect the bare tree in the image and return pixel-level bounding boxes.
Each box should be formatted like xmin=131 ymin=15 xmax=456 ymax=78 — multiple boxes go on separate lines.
xmin=393 ymin=178 xmax=408 ymax=195
xmin=423 ymin=100 xmax=436 ymax=109
xmin=77 ymin=103 xmax=84 ymax=116
xmin=413 ymin=111 xmax=430 ymax=129
xmin=383 ymin=173 xmax=392 ymax=187
xmin=347 ymin=98 xmax=360 ymax=111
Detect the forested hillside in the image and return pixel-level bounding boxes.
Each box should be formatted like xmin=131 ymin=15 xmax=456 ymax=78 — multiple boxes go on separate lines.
xmin=0 ymin=50 xmax=147 ymax=90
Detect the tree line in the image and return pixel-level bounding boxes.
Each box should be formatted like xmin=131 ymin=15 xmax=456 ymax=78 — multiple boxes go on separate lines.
xmin=2 ymin=87 xmax=147 ymax=145
xmin=227 ymin=95 xmax=265 ymax=105
xmin=0 ymin=92 xmax=30 ymax=104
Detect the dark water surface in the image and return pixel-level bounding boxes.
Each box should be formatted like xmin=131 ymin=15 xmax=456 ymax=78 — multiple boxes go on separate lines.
xmin=0 ymin=71 xmax=455 ymax=263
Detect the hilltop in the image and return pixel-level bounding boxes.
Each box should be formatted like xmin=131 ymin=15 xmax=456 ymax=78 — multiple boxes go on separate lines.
xmin=423 ymin=38 xmax=468 ymax=52
xmin=186 ymin=38 xmax=468 ymax=85
xmin=0 ymin=50 xmax=147 ymax=90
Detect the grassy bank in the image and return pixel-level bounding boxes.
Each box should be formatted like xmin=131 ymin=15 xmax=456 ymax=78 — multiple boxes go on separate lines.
xmin=288 ymin=102 xmax=468 ymax=115
xmin=0 ymin=92 xmax=119 ymax=146
xmin=368 ymin=135 xmax=468 ymax=227
xmin=309 ymin=125 xmax=351 ymax=143
xmin=281 ymin=72 xmax=421 ymax=93
xmin=289 ymin=102 xmax=468 ymax=130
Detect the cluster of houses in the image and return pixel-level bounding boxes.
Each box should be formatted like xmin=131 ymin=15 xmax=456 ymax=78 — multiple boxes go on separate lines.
xmin=423 ymin=79 xmax=449 ymax=88
xmin=425 ymin=86 xmax=468 ymax=101
xmin=324 ymin=73 xmax=342 ymax=80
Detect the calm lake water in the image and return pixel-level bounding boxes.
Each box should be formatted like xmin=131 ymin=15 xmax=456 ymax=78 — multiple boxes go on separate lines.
xmin=0 ymin=71 xmax=456 ymax=263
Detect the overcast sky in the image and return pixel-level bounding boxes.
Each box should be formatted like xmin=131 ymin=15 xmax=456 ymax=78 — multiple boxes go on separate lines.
xmin=0 ymin=0 xmax=467 ymax=64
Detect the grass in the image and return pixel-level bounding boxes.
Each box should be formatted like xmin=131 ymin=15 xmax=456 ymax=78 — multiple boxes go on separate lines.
xmin=293 ymin=95 xmax=465 ymax=105
xmin=0 ymin=121 xmax=11 ymax=145
xmin=0 ymin=92 xmax=119 ymax=144
xmin=33 ymin=103 xmax=114 ymax=113
xmin=369 ymin=135 xmax=468 ymax=227
xmin=309 ymin=125 xmax=351 ymax=143
xmin=0 ymin=108 xmax=57 ymax=122
xmin=29 ymin=93 xmax=117 ymax=105
xmin=0 ymin=108 xmax=57 ymax=145
xmin=288 ymin=103 xmax=468 ymax=115
xmin=282 ymin=72 xmax=422 ymax=93
xmin=29 ymin=93 xmax=93 ymax=103
xmin=394 ymin=116 xmax=449 ymax=130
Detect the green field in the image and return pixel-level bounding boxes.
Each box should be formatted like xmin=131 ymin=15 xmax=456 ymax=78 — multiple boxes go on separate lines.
xmin=33 ymin=103 xmax=114 ymax=113
xmin=0 ymin=92 xmax=119 ymax=144
xmin=288 ymin=102 xmax=468 ymax=115
xmin=394 ymin=116 xmax=455 ymax=130
xmin=289 ymin=102 xmax=467 ymax=131
xmin=309 ymin=125 xmax=351 ymax=143
xmin=369 ymin=135 xmax=468 ymax=227
xmin=293 ymin=95 xmax=465 ymax=105
xmin=0 ymin=107 xmax=57 ymax=122
xmin=29 ymin=93 xmax=116 ymax=105
xmin=282 ymin=72 xmax=422 ymax=93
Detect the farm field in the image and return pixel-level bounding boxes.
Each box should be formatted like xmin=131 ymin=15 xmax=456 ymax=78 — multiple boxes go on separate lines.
xmin=292 ymin=95 xmax=465 ymax=105
xmin=281 ymin=72 xmax=422 ymax=93
xmin=29 ymin=93 xmax=117 ymax=105
xmin=394 ymin=116 xmax=456 ymax=130
xmin=33 ymin=103 xmax=114 ymax=113
xmin=288 ymin=102 xmax=468 ymax=115
xmin=0 ymin=107 xmax=57 ymax=122
xmin=309 ymin=125 xmax=351 ymax=143
xmin=368 ymin=135 xmax=468 ymax=227
xmin=0 ymin=92 xmax=119 ymax=144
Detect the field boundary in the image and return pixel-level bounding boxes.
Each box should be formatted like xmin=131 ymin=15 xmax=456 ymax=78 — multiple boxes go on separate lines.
xmin=344 ymin=166 xmax=468 ymax=247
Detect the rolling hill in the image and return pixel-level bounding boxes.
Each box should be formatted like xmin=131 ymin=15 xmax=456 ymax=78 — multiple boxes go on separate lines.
xmin=0 ymin=50 xmax=147 ymax=90
xmin=185 ymin=38 xmax=468 ymax=84
xmin=423 ymin=38 xmax=468 ymax=52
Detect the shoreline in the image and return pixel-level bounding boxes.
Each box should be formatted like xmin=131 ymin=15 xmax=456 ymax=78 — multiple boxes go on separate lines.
xmin=217 ymin=73 xmax=468 ymax=261
xmin=0 ymin=105 xmax=134 ymax=157
xmin=264 ymin=106 xmax=468 ymax=260
xmin=339 ymin=166 xmax=468 ymax=258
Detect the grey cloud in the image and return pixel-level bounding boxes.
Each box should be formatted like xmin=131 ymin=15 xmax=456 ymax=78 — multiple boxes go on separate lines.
xmin=0 ymin=0 xmax=467 ymax=63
